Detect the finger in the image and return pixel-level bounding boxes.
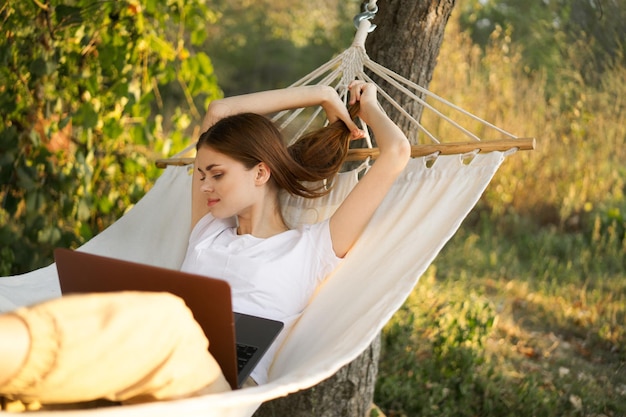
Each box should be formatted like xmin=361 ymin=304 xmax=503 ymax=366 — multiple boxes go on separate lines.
xmin=348 ymin=87 xmax=357 ymax=105
xmin=351 ymin=128 xmax=366 ymax=139
xmin=353 ymin=83 xmax=363 ymax=100
xmin=335 ymin=106 xmax=362 ymax=138
xmin=348 ymin=81 xmax=364 ymax=104
xmin=343 ymin=117 xmax=365 ymax=139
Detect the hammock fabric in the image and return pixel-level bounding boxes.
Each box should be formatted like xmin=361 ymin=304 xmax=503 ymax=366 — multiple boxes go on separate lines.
xmin=0 ymin=4 xmax=527 ymax=416
xmin=0 ymin=153 xmax=504 ymax=417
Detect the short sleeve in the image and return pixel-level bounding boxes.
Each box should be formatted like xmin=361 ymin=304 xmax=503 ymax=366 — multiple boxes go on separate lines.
xmin=303 ymin=219 xmax=342 ymax=284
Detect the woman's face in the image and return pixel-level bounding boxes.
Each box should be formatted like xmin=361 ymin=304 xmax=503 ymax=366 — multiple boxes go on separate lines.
xmin=194 ymin=146 xmax=262 ymax=219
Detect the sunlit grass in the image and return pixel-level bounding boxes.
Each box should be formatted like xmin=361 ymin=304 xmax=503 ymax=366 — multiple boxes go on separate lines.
xmin=377 ymin=221 xmax=626 ymax=416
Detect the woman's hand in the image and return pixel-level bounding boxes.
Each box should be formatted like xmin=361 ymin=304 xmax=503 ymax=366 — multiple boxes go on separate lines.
xmin=348 ymin=81 xmax=379 ymax=124
xmin=320 ymin=86 xmax=365 ymax=140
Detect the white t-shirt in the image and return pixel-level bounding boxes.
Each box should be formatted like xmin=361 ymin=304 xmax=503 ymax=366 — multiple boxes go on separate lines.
xmin=180 ymin=214 xmax=342 ymax=384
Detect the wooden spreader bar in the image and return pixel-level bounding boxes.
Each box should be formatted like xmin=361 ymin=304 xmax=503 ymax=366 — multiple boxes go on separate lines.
xmin=155 ymin=137 xmax=535 ymax=168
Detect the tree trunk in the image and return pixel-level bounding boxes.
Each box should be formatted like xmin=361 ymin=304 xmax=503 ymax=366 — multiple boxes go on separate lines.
xmin=366 ymin=0 xmax=456 ymax=144
xmin=255 ymin=2 xmax=455 ymax=416
xmin=253 ymin=334 xmax=380 ymax=417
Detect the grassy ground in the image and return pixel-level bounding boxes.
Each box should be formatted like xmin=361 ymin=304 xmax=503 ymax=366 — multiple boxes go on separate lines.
xmin=375 ymin=210 xmax=626 ymax=416
xmin=373 ymin=8 xmax=625 ymax=417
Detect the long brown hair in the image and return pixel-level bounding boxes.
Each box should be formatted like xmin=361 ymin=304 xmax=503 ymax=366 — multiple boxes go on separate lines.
xmin=196 ymin=104 xmax=360 ymax=198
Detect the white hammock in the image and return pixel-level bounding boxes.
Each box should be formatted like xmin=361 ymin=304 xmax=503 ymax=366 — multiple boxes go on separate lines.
xmin=0 ymin=6 xmax=529 ymax=416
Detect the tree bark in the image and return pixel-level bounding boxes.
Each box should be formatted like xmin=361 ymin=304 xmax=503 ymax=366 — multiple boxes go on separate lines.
xmin=253 ymin=334 xmax=380 ymax=417
xmin=366 ymin=0 xmax=456 ymax=144
xmin=255 ymin=2 xmax=455 ymax=416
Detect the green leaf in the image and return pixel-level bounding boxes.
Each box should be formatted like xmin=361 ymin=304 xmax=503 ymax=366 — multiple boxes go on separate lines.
xmin=147 ymin=33 xmax=177 ymax=61
xmin=54 ymin=5 xmax=83 ymax=26
xmin=79 ymin=222 xmax=94 ymax=241
xmin=38 ymin=226 xmax=62 ymax=245
xmin=58 ymin=116 xmax=71 ymax=130
xmin=16 ymin=166 xmax=37 ymax=191
xmin=25 ymin=191 xmax=44 ymax=214
xmin=73 ymin=102 xmax=99 ymax=129
xmin=77 ymin=198 xmax=91 ymax=222
xmin=29 ymin=57 xmax=48 ymax=78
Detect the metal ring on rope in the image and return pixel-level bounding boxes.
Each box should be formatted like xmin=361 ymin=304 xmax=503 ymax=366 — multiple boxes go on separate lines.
xmin=353 ymin=1 xmax=378 ymax=32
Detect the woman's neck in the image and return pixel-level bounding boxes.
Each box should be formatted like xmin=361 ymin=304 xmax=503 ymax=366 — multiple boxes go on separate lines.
xmin=236 ymin=213 xmax=288 ymax=238
xmin=236 ymin=189 xmax=288 ymax=238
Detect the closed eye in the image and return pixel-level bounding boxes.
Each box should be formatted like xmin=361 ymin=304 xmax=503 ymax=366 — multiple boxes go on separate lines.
xmin=200 ymin=164 xmax=223 ymax=181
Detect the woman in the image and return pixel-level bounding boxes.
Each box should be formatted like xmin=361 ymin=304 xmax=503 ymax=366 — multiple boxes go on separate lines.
xmin=181 ymin=80 xmax=411 ymax=384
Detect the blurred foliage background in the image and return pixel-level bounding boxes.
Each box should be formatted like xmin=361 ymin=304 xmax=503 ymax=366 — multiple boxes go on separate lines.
xmin=1 ymin=0 xmax=625 ymax=415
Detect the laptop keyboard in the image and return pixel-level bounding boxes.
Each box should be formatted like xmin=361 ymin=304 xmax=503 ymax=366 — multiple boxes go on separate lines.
xmin=236 ymin=343 xmax=259 ymax=372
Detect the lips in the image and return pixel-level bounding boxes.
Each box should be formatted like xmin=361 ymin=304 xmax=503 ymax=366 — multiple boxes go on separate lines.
xmin=207 ymin=199 xmax=220 ymax=208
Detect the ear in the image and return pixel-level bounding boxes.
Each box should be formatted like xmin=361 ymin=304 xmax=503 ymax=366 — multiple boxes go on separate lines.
xmin=254 ymin=162 xmax=271 ymax=186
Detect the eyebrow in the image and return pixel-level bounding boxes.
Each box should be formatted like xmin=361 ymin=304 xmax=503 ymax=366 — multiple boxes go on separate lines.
xmin=198 ymin=164 xmax=222 ymax=172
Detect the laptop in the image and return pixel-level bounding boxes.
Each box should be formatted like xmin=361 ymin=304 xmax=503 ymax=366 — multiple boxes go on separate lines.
xmin=54 ymin=248 xmax=283 ymax=389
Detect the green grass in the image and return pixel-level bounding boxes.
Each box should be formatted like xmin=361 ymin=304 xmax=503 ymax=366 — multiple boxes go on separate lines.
xmin=375 ymin=209 xmax=626 ymax=417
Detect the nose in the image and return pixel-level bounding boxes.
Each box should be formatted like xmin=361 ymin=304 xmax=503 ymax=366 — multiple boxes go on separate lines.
xmin=200 ymin=181 xmax=213 ymax=193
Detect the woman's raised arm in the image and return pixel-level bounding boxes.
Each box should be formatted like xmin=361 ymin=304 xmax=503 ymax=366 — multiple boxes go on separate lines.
xmin=329 ymin=81 xmax=411 ymax=258
xmin=200 ymin=85 xmax=361 ymax=135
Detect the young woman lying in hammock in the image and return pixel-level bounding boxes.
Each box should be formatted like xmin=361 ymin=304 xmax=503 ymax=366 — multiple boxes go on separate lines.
xmin=0 ymin=81 xmax=410 ymax=408
xmin=181 ymin=80 xmax=411 ymax=385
